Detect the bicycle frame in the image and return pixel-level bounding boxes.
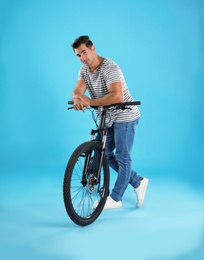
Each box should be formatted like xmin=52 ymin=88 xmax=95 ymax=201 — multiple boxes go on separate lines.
xmin=68 ymin=101 xmax=142 ymax=186
xmin=64 ymin=100 xmax=141 ymax=225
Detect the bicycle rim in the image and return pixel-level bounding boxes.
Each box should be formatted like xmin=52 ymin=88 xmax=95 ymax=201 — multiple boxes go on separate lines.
xmin=63 ymin=141 xmax=109 ymax=226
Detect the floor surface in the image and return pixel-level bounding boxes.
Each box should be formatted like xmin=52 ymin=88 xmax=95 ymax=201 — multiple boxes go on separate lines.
xmin=1 ymin=171 xmax=204 ymax=260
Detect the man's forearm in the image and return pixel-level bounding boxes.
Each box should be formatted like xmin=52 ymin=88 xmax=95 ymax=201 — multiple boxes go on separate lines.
xmin=90 ymin=92 xmax=123 ymax=106
xmin=72 ymin=91 xmax=123 ymax=107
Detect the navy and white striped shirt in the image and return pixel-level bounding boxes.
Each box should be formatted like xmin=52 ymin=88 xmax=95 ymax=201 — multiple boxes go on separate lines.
xmin=78 ymin=58 xmax=140 ymax=127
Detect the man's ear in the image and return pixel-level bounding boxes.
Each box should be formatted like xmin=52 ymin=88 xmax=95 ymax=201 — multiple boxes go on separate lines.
xmin=92 ymin=45 xmax=95 ymax=51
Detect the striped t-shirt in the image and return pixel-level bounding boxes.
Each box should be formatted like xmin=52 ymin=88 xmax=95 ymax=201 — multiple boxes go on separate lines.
xmin=78 ymin=58 xmax=140 ymax=127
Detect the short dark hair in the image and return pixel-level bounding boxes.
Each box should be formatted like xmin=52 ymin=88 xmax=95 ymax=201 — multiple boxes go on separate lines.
xmin=71 ymin=35 xmax=93 ymax=50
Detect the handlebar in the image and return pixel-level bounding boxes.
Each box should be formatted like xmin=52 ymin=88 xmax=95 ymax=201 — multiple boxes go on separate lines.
xmin=67 ymin=101 xmax=141 ymax=110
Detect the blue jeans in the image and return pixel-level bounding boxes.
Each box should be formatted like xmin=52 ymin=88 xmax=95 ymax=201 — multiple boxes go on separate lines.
xmin=105 ymin=119 xmax=142 ymax=202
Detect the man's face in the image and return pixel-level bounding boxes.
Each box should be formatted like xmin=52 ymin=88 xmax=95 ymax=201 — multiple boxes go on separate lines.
xmin=74 ymin=44 xmax=95 ymax=67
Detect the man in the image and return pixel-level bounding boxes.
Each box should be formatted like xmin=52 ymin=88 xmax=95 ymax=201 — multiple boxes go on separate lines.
xmin=71 ymin=35 xmax=149 ymax=210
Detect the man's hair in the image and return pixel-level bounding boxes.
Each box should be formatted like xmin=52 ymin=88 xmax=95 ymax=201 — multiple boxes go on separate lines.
xmin=71 ymin=35 xmax=93 ymax=50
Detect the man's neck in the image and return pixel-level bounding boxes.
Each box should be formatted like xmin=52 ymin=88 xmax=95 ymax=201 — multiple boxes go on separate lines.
xmin=89 ymin=56 xmax=104 ymax=72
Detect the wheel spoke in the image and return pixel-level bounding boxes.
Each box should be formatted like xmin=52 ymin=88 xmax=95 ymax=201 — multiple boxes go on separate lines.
xmin=63 ymin=142 xmax=109 ymax=225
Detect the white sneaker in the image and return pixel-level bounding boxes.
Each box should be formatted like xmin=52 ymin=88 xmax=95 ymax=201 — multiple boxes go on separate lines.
xmin=103 ymin=196 xmax=122 ymax=210
xmin=93 ymin=196 xmax=122 ymax=210
xmin=134 ymin=178 xmax=149 ymax=208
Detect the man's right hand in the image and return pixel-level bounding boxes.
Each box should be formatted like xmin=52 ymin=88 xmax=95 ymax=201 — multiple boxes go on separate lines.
xmin=73 ymin=98 xmax=86 ymax=112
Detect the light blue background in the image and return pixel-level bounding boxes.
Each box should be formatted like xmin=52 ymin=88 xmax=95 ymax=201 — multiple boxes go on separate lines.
xmin=1 ymin=0 xmax=204 ymax=182
xmin=1 ymin=0 xmax=204 ymax=259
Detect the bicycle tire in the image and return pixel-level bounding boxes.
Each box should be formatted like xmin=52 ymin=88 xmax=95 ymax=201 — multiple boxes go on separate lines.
xmin=63 ymin=141 xmax=110 ymax=226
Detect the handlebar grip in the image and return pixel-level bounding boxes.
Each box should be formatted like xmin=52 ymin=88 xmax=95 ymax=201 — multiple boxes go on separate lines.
xmin=68 ymin=101 xmax=73 ymax=105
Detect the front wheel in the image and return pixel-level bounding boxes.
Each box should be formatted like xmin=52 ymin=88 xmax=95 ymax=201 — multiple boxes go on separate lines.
xmin=63 ymin=141 xmax=110 ymax=226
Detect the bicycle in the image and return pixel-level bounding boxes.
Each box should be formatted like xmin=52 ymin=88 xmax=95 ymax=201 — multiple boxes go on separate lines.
xmin=63 ymin=101 xmax=141 ymax=226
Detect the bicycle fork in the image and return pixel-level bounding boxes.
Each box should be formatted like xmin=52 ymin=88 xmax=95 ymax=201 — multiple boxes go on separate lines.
xmin=81 ymin=128 xmax=107 ymax=187
xmin=91 ymin=129 xmax=107 ymax=183
xmin=82 ymin=107 xmax=108 ymax=188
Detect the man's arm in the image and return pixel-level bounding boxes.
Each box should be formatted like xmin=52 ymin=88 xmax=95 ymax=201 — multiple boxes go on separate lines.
xmin=72 ymin=80 xmax=87 ymax=111
xmin=74 ymin=81 xmax=124 ymax=107
xmin=91 ymin=81 xmax=123 ymax=106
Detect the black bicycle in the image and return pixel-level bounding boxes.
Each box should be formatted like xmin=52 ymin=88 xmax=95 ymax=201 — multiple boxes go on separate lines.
xmin=63 ymin=101 xmax=141 ymax=226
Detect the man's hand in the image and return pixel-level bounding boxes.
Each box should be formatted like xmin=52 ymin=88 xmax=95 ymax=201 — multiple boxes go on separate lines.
xmin=73 ymin=95 xmax=91 ymax=112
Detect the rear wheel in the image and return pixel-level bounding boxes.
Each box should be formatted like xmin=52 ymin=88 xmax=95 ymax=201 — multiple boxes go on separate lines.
xmin=63 ymin=141 xmax=110 ymax=226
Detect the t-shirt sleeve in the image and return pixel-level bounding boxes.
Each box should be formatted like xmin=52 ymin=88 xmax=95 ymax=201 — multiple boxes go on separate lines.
xmin=78 ymin=68 xmax=84 ymax=80
xmin=103 ymin=64 xmax=122 ymax=86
